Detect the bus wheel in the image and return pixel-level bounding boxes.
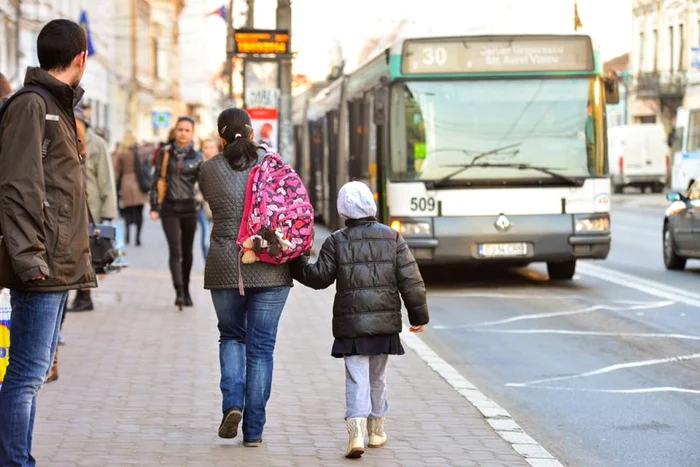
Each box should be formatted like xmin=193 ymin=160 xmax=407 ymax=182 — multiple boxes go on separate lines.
xmin=651 ymin=183 xmax=664 ymax=193
xmin=547 ymin=260 xmax=576 ymax=280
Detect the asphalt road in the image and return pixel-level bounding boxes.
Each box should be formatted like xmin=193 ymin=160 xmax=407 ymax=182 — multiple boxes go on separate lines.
xmin=418 ymin=194 xmax=700 ymax=467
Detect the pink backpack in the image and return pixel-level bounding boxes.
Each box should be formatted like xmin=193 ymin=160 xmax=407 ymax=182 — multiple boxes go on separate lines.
xmin=236 ymin=148 xmax=314 ymax=292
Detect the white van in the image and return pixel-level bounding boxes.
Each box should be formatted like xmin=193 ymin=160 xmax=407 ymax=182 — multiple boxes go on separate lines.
xmin=607 ymin=124 xmax=669 ymax=193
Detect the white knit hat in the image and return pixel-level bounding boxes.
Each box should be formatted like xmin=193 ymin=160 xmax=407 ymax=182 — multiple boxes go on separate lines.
xmin=337 ymin=181 xmax=377 ymax=220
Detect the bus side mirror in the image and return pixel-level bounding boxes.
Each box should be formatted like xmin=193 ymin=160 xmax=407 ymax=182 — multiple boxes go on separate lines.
xmin=666 ymin=191 xmax=689 ymax=204
xmin=604 ymin=73 xmax=620 ymax=105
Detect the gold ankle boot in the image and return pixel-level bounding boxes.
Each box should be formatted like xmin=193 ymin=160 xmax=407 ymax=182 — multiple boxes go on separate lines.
xmin=345 ymin=417 xmax=366 ymax=458
xmin=368 ymin=417 xmax=387 ymax=448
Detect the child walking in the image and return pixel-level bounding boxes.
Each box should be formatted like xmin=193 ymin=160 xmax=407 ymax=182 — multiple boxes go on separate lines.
xmin=292 ymin=181 xmax=429 ymax=459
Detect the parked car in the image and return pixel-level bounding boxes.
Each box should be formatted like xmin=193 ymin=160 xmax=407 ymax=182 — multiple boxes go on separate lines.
xmin=663 ymin=179 xmax=700 ymax=270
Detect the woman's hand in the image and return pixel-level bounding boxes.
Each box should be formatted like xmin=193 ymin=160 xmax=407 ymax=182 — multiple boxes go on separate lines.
xmin=409 ymin=325 xmax=425 ymax=333
xmin=150 ymin=211 xmax=159 ymax=221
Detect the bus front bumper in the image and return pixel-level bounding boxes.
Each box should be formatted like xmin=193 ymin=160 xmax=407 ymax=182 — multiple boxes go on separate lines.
xmin=397 ymin=214 xmax=611 ymax=265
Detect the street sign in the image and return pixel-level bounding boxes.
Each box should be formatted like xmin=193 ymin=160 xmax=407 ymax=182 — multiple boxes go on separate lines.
xmin=152 ymin=110 xmax=171 ymax=129
xmin=402 ymin=35 xmax=594 ymax=75
xmin=234 ymin=29 xmax=290 ymax=55
xmin=245 ymin=88 xmax=280 ymax=108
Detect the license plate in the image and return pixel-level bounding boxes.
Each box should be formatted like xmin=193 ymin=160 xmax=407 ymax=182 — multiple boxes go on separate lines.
xmin=478 ymin=243 xmax=528 ymax=257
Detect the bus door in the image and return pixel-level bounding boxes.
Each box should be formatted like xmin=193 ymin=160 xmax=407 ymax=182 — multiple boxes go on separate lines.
xmin=326 ymin=110 xmax=341 ymax=229
xmin=308 ymin=120 xmax=325 ymax=223
xmin=373 ymin=87 xmax=389 ymax=223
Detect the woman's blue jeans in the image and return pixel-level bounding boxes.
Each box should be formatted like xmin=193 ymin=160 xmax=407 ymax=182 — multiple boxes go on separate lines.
xmin=197 ymin=208 xmax=211 ymax=260
xmin=211 ymin=286 xmax=290 ymax=441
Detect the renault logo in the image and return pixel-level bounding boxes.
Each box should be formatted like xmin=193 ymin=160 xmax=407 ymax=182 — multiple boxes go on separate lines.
xmin=494 ymin=214 xmax=512 ymax=232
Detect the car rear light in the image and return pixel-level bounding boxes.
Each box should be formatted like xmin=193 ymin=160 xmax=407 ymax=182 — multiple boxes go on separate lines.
xmin=618 ymin=156 xmax=624 ymax=176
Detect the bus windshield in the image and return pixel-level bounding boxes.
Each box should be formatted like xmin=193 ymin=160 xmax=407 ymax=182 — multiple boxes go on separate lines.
xmin=390 ymin=78 xmax=603 ymax=184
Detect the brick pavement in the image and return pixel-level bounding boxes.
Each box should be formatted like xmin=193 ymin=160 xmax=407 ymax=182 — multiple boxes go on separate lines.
xmin=32 ymin=218 xmax=530 ymax=466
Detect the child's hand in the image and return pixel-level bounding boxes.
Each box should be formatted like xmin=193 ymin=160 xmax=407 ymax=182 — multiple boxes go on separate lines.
xmin=409 ymin=325 xmax=425 ymax=333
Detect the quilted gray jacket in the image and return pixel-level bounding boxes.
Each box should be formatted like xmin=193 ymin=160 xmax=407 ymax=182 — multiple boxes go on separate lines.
xmin=199 ymin=151 xmax=292 ymax=289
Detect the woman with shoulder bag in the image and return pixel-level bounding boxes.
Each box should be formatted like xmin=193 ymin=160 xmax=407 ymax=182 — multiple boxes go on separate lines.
xmin=199 ymin=108 xmax=292 ymax=447
xmin=149 ymin=116 xmax=203 ymax=310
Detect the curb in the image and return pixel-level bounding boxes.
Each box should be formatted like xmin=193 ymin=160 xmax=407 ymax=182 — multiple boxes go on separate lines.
xmin=400 ymin=330 xmax=563 ymax=467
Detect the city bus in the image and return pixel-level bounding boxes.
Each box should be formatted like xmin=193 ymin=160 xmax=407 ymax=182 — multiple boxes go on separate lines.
xmin=293 ymin=33 xmax=618 ymax=280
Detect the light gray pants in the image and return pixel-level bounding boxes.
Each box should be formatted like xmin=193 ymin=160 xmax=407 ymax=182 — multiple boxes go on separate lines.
xmin=344 ymin=355 xmax=390 ymax=419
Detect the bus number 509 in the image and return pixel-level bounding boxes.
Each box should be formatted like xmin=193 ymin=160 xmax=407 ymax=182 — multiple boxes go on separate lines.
xmin=410 ymin=197 xmax=436 ymax=212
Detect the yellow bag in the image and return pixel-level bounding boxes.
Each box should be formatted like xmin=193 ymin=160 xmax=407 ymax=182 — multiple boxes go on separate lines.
xmin=0 ymin=289 xmax=11 ymax=387
xmin=156 ymin=146 xmax=171 ymax=209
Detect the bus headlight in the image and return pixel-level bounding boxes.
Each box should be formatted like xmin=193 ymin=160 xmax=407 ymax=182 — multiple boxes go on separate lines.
xmin=574 ymin=214 xmax=610 ymax=233
xmin=390 ymin=220 xmax=432 ymax=236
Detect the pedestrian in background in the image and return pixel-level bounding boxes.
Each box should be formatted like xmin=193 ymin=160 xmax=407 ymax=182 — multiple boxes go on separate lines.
xmin=196 ymin=138 xmax=219 ymax=260
xmin=0 ymin=19 xmax=95 ymax=466
xmin=292 ymin=181 xmax=429 ymax=459
xmin=115 ymin=132 xmax=148 ymax=246
xmin=67 ymin=105 xmax=118 ymax=312
xmin=0 ymin=72 xmax=11 ymax=104
xmin=199 ymin=107 xmax=292 ymax=447
xmin=149 ymin=116 xmax=203 ymax=309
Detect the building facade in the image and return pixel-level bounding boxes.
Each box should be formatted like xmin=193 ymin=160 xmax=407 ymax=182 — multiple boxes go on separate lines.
xmin=9 ymin=1 xmax=120 ymax=142
xmin=178 ymin=0 xmax=221 ymax=140
xmin=630 ymin=0 xmax=699 ymax=133
xmin=0 ymin=0 xmax=20 ymax=88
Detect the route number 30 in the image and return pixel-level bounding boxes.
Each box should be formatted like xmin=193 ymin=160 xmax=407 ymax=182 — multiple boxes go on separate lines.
xmin=410 ymin=197 xmax=436 ymax=212
xmin=422 ymin=47 xmax=447 ymax=66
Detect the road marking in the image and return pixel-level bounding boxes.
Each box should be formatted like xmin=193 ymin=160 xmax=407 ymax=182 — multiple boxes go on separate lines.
xmin=401 ymin=328 xmax=563 ymax=467
xmin=507 ymin=352 xmax=700 ymax=388
xmin=513 ymin=385 xmax=700 ymax=395
xmin=429 ymin=292 xmax=581 ymax=300
xmin=472 ymin=329 xmax=700 ymax=341
xmin=433 ymin=300 xmax=673 ymax=330
xmin=578 ymin=262 xmax=700 ymax=309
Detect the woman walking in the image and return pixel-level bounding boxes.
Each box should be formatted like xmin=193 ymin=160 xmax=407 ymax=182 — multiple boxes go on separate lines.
xmin=150 ymin=116 xmax=203 ymax=309
xmin=199 ymin=108 xmax=293 ymax=446
xmin=114 ymin=132 xmax=148 ymax=246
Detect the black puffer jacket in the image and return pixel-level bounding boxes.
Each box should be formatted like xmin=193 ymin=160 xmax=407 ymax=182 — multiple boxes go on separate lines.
xmin=292 ymin=218 xmax=429 ymax=339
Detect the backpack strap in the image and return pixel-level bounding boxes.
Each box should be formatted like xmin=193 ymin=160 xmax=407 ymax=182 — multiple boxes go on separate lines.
xmin=0 ymin=85 xmax=51 ymax=126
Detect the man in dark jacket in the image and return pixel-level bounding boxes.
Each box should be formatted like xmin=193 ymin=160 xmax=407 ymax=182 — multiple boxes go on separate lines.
xmin=0 ymin=19 xmax=95 ymax=466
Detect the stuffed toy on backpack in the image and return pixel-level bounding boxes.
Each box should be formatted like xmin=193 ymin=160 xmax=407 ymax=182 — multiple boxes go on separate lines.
xmin=237 ymin=148 xmax=314 ymax=269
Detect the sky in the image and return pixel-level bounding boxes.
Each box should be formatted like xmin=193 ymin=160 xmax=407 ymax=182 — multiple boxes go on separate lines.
xmin=202 ymin=0 xmax=633 ymax=81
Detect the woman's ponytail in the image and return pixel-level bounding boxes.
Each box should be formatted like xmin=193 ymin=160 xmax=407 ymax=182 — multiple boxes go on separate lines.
xmin=217 ymin=108 xmax=259 ymax=171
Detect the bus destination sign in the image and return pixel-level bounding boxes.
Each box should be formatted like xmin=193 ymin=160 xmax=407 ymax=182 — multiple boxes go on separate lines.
xmin=234 ymin=29 xmax=290 ymax=55
xmin=402 ymin=36 xmax=594 ymax=75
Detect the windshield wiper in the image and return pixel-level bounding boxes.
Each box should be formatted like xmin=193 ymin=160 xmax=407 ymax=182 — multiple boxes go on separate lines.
xmin=427 ymin=143 xmax=522 ymax=187
xmin=429 ymin=162 xmax=584 ymax=189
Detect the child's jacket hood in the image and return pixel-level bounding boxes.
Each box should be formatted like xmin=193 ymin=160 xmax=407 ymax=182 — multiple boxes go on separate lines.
xmin=337 ymin=181 xmax=377 ymax=220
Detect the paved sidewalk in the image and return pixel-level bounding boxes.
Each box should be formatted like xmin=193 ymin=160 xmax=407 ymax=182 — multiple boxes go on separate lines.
xmin=33 ymin=219 xmax=529 ymax=466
